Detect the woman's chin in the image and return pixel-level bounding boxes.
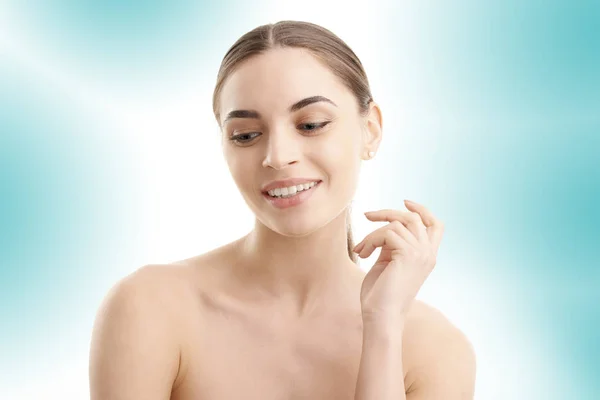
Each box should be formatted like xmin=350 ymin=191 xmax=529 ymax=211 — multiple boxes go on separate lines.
xmin=270 ymin=220 xmax=322 ymax=238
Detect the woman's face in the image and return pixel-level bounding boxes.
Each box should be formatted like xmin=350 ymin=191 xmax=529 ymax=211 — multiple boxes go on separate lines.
xmin=218 ymin=47 xmax=380 ymax=237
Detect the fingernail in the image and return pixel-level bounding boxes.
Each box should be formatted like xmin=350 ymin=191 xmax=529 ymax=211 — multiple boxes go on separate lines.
xmin=404 ymin=199 xmax=415 ymax=205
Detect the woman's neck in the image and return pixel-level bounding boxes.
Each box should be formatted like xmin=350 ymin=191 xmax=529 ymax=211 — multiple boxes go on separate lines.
xmin=232 ymin=212 xmax=364 ymax=317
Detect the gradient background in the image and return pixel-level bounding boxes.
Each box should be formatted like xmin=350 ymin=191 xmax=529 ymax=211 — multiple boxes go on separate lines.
xmin=1 ymin=1 xmax=598 ymax=398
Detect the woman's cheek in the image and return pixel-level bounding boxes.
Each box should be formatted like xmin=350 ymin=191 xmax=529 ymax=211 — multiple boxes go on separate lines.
xmin=226 ymin=154 xmax=252 ymax=192
xmin=320 ymin=128 xmax=355 ymax=161
xmin=321 ymin=134 xmax=361 ymax=190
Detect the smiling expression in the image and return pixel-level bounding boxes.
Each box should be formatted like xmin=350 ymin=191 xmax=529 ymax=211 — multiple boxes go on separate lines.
xmin=218 ymin=47 xmax=375 ymax=237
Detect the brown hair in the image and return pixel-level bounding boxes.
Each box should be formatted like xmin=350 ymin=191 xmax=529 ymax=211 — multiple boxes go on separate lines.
xmin=212 ymin=20 xmax=374 ymax=263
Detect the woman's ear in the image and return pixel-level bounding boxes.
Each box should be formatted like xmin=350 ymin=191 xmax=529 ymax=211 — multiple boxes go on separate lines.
xmin=362 ymin=101 xmax=383 ymax=159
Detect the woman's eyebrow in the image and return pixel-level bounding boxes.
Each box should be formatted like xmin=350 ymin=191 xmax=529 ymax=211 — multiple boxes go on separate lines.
xmin=222 ymin=96 xmax=337 ymax=124
xmin=289 ymin=95 xmax=337 ymax=112
xmin=223 ymin=109 xmax=260 ymax=124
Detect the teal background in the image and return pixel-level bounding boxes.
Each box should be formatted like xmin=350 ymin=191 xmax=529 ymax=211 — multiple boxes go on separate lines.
xmin=1 ymin=1 xmax=598 ymax=398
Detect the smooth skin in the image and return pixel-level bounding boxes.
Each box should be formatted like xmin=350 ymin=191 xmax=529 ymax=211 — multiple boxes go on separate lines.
xmin=90 ymin=47 xmax=476 ymax=399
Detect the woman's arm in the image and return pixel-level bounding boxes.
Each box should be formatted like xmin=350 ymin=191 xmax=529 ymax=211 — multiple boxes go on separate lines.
xmin=354 ymin=321 xmax=407 ymax=400
xmin=89 ymin=266 xmax=182 ymax=400
xmin=354 ymin=304 xmax=476 ymax=400
xmin=353 ymin=202 xmax=476 ymax=398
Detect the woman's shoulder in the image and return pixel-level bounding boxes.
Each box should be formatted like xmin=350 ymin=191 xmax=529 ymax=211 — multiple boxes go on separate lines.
xmin=94 ymin=263 xmax=195 ymax=332
xmin=403 ymin=299 xmax=474 ymax=358
xmin=113 ymin=246 xmax=235 ymax=301
xmin=89 ymin=263 xmax=194 ymax=396
xmin=404 ymin=300 xmax=463 ymax=333
xmin=402 ymin=300 xmax=476 ymax=394
xmin=98 ymin=241 xmax=237 ymax=315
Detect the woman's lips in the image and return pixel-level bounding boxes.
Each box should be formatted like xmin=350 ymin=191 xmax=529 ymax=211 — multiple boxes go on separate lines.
xmin=262 ymin=181 xmax=321 ymax=209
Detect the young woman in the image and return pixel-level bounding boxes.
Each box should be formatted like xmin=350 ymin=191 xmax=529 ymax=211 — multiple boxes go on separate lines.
xmin=90 ymin=20 xmax=476 ymax=399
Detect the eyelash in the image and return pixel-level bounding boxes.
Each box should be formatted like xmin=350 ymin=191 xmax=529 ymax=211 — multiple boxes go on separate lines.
xmin=230 ymin=121 xmax=331 ymax=144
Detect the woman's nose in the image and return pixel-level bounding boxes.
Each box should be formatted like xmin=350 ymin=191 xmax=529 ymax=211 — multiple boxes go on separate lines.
xmin=261 ymin=131 xmax=300 ymax=170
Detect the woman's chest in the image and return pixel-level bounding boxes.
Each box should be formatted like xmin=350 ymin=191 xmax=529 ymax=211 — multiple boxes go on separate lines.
xmin=173 ymin=308 xmax=364 ymax=400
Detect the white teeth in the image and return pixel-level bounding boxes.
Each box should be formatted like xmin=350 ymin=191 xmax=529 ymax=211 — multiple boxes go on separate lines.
xmin=267 ymin=181 xmax=318 ymax=198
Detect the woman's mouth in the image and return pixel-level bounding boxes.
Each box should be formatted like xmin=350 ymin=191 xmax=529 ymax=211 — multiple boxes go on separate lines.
xmin=262 ymin=180 xmax=322 ymax=209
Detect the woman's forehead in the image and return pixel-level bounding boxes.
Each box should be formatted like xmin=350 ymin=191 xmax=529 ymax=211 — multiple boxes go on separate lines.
xmin=219 ymin=48 xmax=352 ymax=113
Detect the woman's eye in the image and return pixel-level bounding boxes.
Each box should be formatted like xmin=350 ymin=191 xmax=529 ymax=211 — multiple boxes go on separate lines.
xmin=230 ymin=122 xmax=330 ymax=144
xmin=230 ymin=132 xmax=260 ymax=144
xmin=298 ymin=121 xmax=331 ymax=132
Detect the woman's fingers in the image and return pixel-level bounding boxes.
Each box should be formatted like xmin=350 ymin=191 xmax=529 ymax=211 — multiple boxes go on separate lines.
xmin=355 ymin=201 xmax=445 ymax=261
xmin=355 ymin=225 xmax=407 ymax=259
xmin=354 ymin=217 xmax=419 ymax=253
xmin=364 ymin=208 xmax=428 ymax=243
xmin=403 ymin=200 xmax=445 ymax=253
xmin=357 ymin=203 xmax=444 ymax=321
xmin=354 ymin=219 xmax=421 ymax=259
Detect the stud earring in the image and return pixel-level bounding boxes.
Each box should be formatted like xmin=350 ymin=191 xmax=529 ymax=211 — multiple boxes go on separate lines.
xmin=368 ymin=151 xmax=375 ymax=159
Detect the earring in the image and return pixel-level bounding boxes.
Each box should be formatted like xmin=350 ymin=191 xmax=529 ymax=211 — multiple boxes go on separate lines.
xmin=367 ymin=151 xmax=375 ymax=159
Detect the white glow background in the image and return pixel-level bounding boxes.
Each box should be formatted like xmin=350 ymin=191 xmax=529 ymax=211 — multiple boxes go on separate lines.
xmin=1 ymin=1 xmax=599 ymax=399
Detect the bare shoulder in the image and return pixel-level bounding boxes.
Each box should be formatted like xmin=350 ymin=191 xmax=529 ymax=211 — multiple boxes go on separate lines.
xmin=97 ymin=240 xmax=238 ymax=324
xmin=90 ymin=236 xmax=244 ymax=399
xmin=403 ymin=300 xmax=472 ymax=345
xmin=95 ymin=262 xmax=200 ymax=322
xmin=103 ymin=262 xmax=195 ymax=306
xmin=89 ymin=264 xmax=185 ymax=399
xmin=402 ymin=300 xmax=477 ymax=399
